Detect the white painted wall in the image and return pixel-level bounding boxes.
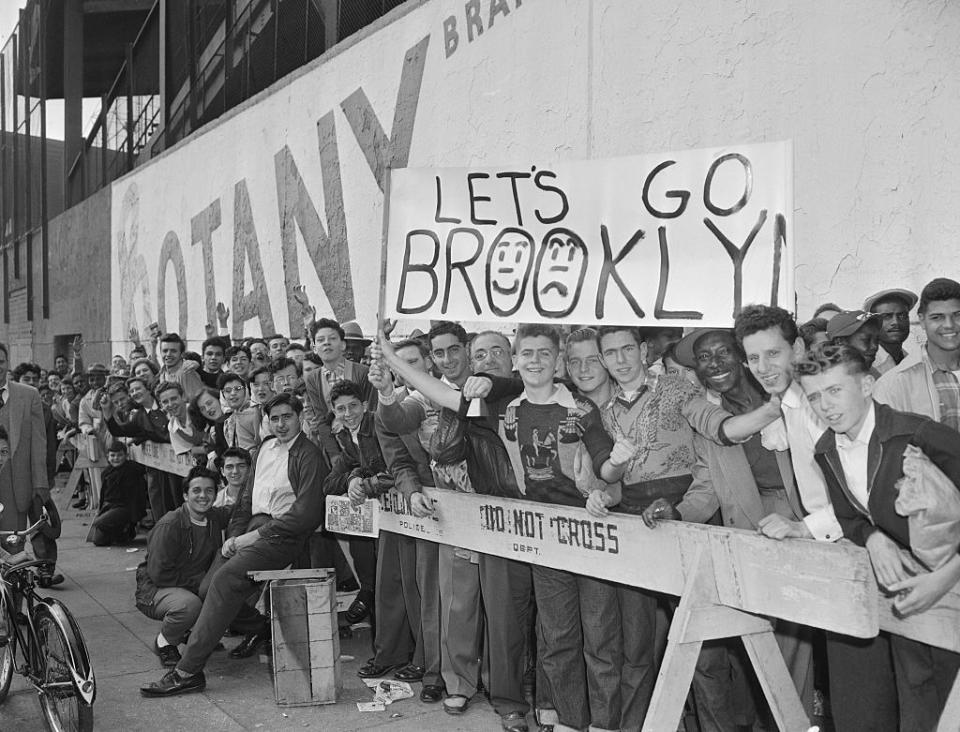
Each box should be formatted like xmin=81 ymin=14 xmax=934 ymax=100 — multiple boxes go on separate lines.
xmin=109 ymin=0 xmax=960 ymax=349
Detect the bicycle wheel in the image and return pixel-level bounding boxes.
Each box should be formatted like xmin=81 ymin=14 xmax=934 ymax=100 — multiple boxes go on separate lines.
xmin=0 ymin=588 xmax=13 ymax=702
xmin=34 ymin=606 xmax=93 ymax=732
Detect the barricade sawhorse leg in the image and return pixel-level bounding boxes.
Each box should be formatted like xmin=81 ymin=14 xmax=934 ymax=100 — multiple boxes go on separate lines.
xmin=643 ymin=546 xmax=810 ymax=732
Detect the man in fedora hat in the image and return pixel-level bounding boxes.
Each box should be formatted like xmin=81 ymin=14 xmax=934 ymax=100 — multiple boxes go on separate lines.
xmin=342 ymin=321 xmax=373 ymax=364
xmin=863 ymin=288 xmax=918 ymax=374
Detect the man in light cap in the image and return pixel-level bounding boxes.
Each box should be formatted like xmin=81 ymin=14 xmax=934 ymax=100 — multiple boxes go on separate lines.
xmin=863 ymin=288 xmax=917 ymax=373
xmin=826 ymin=311 xmax=882 ymax=375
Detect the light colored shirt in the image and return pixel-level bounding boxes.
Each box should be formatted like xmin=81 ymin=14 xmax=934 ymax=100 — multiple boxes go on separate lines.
xmin=779 ymin=381 xmax=843 ymax=541
xmin=873 ymin=345 xmax=907 ymax=376
xmin=835 ymin=403 xmax=876 ymax=514
xmin=251 ymin=437 xmax=296 ymax=518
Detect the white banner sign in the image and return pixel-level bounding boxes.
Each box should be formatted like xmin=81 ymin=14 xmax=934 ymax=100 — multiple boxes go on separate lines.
xmin=384 ymin=142 xmax=793 ymax=327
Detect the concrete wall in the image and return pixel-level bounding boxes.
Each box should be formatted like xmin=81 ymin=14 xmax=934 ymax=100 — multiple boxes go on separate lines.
xmin=9 ymin=0 xmax=960 ymax=359
xmin=4 ymin=185 xmax=113 ymax=367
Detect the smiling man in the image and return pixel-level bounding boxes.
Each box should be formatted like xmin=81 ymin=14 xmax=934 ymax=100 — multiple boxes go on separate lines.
xmin=798 ymin=344 xmax=960 ymax=731
xmin=864 ymin=288 xmax=918 ymax=373
xmin=142 ymin=393 xmax=328 ymax=696
xmin=644 ymin=328 xmax=813 ymax=726
xmin=874 ymin=278 xmax=960 ymax=429
xmin=157 ymin=333 xmax=204 ymax=401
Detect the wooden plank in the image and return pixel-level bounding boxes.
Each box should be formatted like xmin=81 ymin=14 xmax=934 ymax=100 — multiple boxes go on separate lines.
xmin=248 ymin=568 xmax=333 ymax=582
xmin=879 ymin=583 xmax=960 ymax=653
xmin=741 ymin=630 xmax=811 ymax=732
xmin=643 ymin=640 xmax=702 ymax=731
xmin=681 ymin=604 xmax=772 ymax=643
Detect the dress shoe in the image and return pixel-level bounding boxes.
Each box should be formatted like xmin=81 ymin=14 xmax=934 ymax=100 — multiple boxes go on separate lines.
xmin=501 ymin=711 xmax=529 ymax=731
xmin=443 ymin=694 xmax=471 ymax=715
xmin=153 ymin=638 xmax=182 ymax=668
xmin=229 ymin=630 xmax=270 ymax=658
xmin=345 ymin=596 xmax=372 ymax=624
xmin=420 ymin=684 xmax=444 ymax=703
xmin=71 ymin=494 xmax=87 ymax=509
xmin=38 ymin=573 xmax=64 ymax=589
xmin=140 ymin=669 xmax=206 ymax=697
xmin=394 ymin=663 xmax=425 ymax=681
xmin=356 ymin=659 xmax=401 ymax=678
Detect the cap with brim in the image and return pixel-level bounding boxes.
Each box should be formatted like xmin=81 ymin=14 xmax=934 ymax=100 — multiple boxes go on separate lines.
xmin=863 ymin=288 xmax=918 ymax=313
xmin=826 ymin=310 xmax=878 ymax=340
xmin=87 ymin=363 xmax=110 ymax=374
xmin=673 ymin=328 xmax=732 ymax=369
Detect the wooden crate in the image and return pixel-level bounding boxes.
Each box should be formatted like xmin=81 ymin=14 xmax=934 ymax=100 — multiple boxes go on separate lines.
xmin=266 ymin=573 xmax=341 ymax=706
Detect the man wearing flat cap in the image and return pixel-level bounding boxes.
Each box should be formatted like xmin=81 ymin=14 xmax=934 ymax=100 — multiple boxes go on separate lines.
xmin=863 ymin=288 xmax=918 ymax=374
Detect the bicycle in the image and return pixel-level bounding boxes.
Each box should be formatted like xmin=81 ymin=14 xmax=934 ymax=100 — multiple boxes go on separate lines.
xmin=0 ymin=504 xmax=95 ymax=732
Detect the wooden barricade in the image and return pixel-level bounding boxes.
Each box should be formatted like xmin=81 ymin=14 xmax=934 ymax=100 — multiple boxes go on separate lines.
xmin=130 ymin=444 xmax=960 ymax=731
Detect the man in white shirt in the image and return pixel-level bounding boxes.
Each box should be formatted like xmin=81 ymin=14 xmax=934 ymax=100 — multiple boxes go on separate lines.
xmin=141 ymin=393 xmax=328 ymax=697
xmin=734 ymin=305 xmax=843 ymax=542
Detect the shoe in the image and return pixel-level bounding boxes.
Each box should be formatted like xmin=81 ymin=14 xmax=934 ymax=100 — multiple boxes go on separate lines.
xmin=345 ymin=597 xmax=372 ymax=624
xmin=336 ymin=578 xmax=360 ymax=592
xmin=394 ymin=663 xmax=425 ymax=681
xmin=71 ymin=494 xmax=87 ymax=509
xmin=443 ymin=694 xmax=471 ymax=715
xmin=501 ymin=711 xmax=529 ymax=732
xmin=140 ymin=669 xmax=206 ymax=697
xmin=357 ymin=659 xmax=402 ymax=678
xmin=37 ymin=573 xmax=65 ymax=589
xmin=153 ymin=638 xmax=182 ymax=668
xmin=229 ymin=630 xmax=270 ymax=659
xmin=420 ymin=684 xmax=444 ymax=703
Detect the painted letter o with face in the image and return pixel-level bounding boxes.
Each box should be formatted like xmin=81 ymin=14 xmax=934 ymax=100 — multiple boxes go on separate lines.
xmin=533 ymin=228 xmax=588 ymax=318
xmin=486 ymin=228 xmax=535 ymax=317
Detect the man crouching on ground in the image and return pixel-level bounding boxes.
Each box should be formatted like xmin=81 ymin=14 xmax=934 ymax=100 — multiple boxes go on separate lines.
xmin=135 ymin=467 xmax=231 ymax=668
xmin=140 ymin=393 xmax=329 ymax=697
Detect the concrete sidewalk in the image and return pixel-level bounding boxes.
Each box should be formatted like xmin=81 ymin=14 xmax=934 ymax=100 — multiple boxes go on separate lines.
xmin=3 ymin=476 xmax=515 ymax=731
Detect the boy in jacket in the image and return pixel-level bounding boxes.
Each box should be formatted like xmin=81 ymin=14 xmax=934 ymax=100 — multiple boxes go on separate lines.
xmin=797 ymin=343 xmax=960 ymax=731
xmin=135 ymin=467 xmax=230 ymax=668
xmin=87 ymin=442 xmax=146 ymax=545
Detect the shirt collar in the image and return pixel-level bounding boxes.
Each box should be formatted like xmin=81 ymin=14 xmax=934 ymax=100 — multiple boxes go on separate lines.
xmin=836 ymin=402 xmax=876 ymax=449
xmin=921 ymin=344 xmax=955 ymax=374
xmin=780 ymin=380 xmax=804 ymax=409
xmin=269 ymin=432 xmax=298 ymax=451
xmin=321 ymin=362 xmax=346 ymax=383
xmin=508 ymin=382 xmax=578 ymax=410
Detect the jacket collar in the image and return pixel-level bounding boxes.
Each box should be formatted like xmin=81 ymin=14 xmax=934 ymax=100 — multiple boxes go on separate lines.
xmin=814 ymin=400 xmax=914 ymax=455
xmin=509 ymin=383 xmax=579 ymax=410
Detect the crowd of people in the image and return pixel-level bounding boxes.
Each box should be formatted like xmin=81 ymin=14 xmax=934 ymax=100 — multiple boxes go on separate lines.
xmin=4 ymin=278 xmax=959 ymax=732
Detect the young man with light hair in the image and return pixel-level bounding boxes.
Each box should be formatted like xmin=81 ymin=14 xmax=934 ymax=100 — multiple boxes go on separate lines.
xmin=797 ymin=343 xmax=960 ymax=731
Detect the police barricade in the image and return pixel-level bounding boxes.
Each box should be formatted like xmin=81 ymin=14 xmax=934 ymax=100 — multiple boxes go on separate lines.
xmin=128 ymin=442 xmax=960 ymax=731
xmin=328 ymin=488 xmax=960 ymax=732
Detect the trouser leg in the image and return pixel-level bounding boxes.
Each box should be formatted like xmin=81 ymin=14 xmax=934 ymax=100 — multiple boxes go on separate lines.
xmin=141 ymin=587 xmax=203 ymax=645
xmin=416 ymin=538 xmax=442 ymax=686
xmin=618 ymin=584 xmax=658 ymax=731
xmin=532 ymin=565 xmax=588 ymax=731
xmin=890 ymin=634 xmax=960 ymax=732
xmin=578 ymin=576 xmax=621 ymax=731
xmin=438 ymin=545 xmax=481 ymax=697
xmin=349 ymin=537 xmax=377 ymax=594
xmin=87 ymin=506 xmax=131 ymax=546
xmin=396 ymin=533 xmax=423 ymax=668
xmin=373 ymin=531 xmax=414 ymax=666
xmin=826 ymin=631 xmax=899 ymax=732
xmin=177 ymin=539 xmax=301 ymax=675
xmin=479 ymin=554 xmax=530 ymax=717
xmin=774 ymin=620 xmax=816 ymax=720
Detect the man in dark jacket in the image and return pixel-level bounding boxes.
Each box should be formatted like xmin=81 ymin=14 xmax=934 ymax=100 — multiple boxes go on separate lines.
xmin=87 ymin=442 xmax=146 ymax=545
xmin=135 ymin=467 xmax=230 ymax=668
xmin=797 ymin=343 xmax=960 ymax=731
xmin=141 ymin=393 xmax=328 ymax=697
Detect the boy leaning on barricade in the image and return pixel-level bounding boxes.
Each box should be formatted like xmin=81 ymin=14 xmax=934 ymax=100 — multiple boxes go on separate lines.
xmin=796 ymin=343 xmax=960 ymax=731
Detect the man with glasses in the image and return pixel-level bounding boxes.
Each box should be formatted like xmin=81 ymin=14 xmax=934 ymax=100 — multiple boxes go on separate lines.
xmin=268 ymin=357 xmax=303 ymax=397
xmin=218 ymin=373 xmax=261 ymax=451
xmin=470 ymin=331 xmax=514 ymax=377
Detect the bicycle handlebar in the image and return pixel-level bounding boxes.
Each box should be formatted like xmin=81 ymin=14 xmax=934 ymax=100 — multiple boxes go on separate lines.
xmin=0 ymin=509 xmax=49 ymax=541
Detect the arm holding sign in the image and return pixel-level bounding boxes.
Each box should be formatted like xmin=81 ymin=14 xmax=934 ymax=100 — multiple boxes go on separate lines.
xmin=371 ymin=336 xmax=463 ymax=412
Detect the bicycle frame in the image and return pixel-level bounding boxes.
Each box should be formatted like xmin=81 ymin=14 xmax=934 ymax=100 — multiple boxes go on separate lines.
xmin=1 ymin=523 xmax=96 ymax=708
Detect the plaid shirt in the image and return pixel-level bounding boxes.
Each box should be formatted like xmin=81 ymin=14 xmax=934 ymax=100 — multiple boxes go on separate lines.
xmin=925 ymin=349 xmax=960 ymax=432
